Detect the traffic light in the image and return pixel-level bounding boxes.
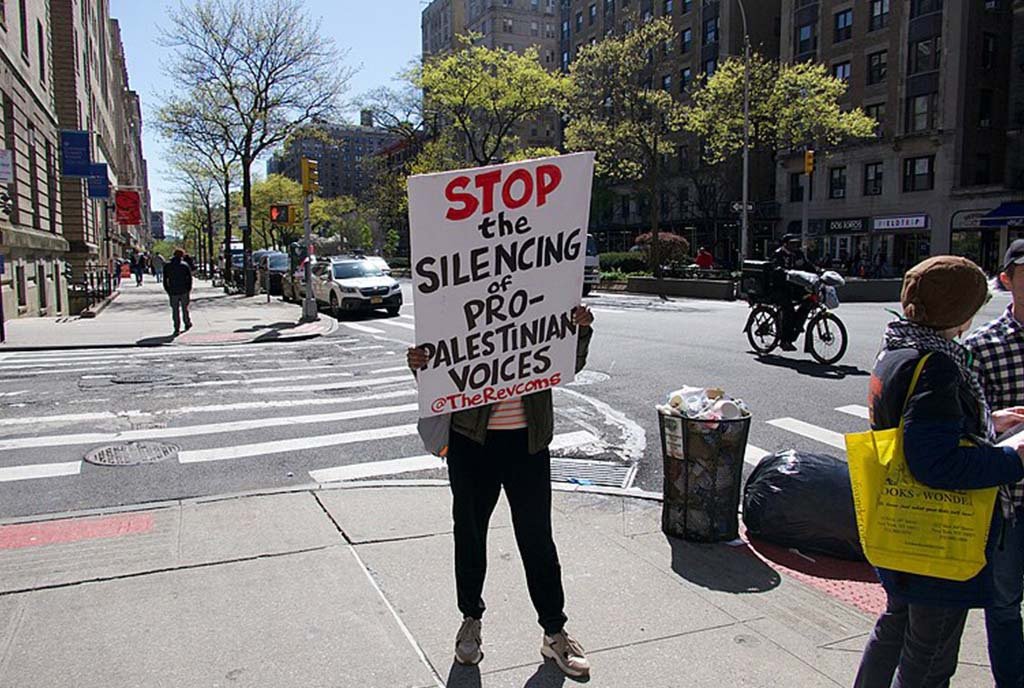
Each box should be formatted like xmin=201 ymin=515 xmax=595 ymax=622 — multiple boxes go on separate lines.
xmin=269 ymin=204 xmax=291 ymax=225
xmin=301 ymin=157 xmax=320 ymax=194
xmin=803 ymin=149 xmax=815 ymax=175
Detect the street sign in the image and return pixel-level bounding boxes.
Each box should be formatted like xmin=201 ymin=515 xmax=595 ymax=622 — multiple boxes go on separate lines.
xmin=731 ymin=202 xmax=754 ymax=213
xmin=0 ymin=150 xmax=13 ymax=184
xmin=60 ymin=130 xmax=91 ymax=177
xmin=238 ymin=208 xmax=249 ymax=228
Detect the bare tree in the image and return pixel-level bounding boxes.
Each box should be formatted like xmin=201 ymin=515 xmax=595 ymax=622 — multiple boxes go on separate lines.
xmin=160 ymin=0 xmax=353 ymax=295
xmin=167 ymin=146 xmax=220 ymax=277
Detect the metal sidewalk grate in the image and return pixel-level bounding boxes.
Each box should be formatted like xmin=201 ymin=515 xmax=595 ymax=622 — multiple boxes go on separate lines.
xmin=550 ymin=458 xmax=635 ymax=489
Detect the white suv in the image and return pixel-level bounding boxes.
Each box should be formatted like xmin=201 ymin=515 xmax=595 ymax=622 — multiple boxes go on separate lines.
xmin=312 ymin=256 xmax=403 ymax=317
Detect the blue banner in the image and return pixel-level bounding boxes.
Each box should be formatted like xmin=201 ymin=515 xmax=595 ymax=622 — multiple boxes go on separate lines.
xmin=60 ymin=130 xmax=91 ymax=177
xmin=87 ymin=163 xmax=109 ymax=199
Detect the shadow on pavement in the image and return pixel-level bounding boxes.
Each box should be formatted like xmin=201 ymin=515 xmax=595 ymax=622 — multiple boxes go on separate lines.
xmin=746 ymin=536 xmax=879 ymax=584
xmin=135 ymin=334 xmax=178 ymax=346
xmin=749 ymin=353 xmax=869 ymax=380
xmin=667 ymin=537 xmax=781 ymax=594
xmin=523 ymin=660 xmax=581 ymax=686
xmin=446 ymin=663 xmax=482 ymax=688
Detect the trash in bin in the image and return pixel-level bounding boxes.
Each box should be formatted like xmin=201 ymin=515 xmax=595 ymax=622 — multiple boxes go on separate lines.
xmin=659 ymin=387 xmax=751 ymax=543
xmin=742 ymin=450 xmax=865 ymax=561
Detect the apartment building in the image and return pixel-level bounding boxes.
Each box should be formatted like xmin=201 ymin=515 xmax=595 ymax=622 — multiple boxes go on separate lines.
xmin=50 ymin=0 xmax=151 ymax=293
xmin=267 ymin=118 xmax=398 ymax=200
xmin=561 ymin=0 xmax=783 ymax=257
xmin=0 ymin=0 xmax=69 ymax=320
xmin=423 ymin=0 xmax=466 ymax=57
xmin=777 ymin=0 xmax=1024 ymax=275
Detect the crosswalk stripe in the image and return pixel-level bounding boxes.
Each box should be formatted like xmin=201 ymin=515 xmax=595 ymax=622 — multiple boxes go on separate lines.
xmin=310 ymin=454 xmax=442 ymax=482
xmin=378 ymin=320 xmax=415 ymax=331
xmin=745 ymin=443 xmax=770 ymax=467
xmin=0 ymin=411 xmax=122 ymax=427
xmin=837 ymin=404 xmax=869 ymax=419
xmin=1 ymin=352 xmax=268 ymax=370
xmin=257 ymin=374 xmax=410 ymax=395
xmin=178 ymin=423 xmax=419 ymax=463
xmin=340 ymin=322 xmax=387 ymax=335
xmin=190 ymin=370 xmax=355 ymax=388
xmin=398 ymin=314 xmax=415 ymax=321
xmin=0 ymin=461 xmax=81 ymax=482
xmin=0 ymin=403 xmax=419 ymax=451
xmin=767 ymin=418 xmax=846 ymax=450
xmin=307 ymin=430 xmax=601 ymax=483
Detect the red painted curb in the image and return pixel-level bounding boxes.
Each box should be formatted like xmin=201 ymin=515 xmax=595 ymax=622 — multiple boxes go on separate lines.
xmin=0 ymin=512 xmax=155 ymax=550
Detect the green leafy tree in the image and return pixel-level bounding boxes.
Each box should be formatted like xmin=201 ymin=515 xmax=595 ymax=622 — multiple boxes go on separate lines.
xmin=419 ymin=37 xmax=567 ymax=166
xmin=563 ymin=17 xmax=687 ymax=279
xmin=685 ymin=54 xmax=877 ymax=163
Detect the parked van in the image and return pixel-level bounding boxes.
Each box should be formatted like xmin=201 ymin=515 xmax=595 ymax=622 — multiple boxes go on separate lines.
xmin=584 ymin=233 xmax=600 ymax=296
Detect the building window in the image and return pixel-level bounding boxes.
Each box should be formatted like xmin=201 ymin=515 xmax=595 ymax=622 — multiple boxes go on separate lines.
xmin=682 ymin=0 xmax=692 ymax=11
xmin=796 ymin=23 xmax=816 ymax=55
xmin=575 ymin=11 xmax=582 ymax=31
xmin=663 ymin=0 xmax=672 ymax=14
xmin=903 ymin=155 xmax=935 ymax=192
xmin=975 ymin=153 xmax=992 ymax=185
xmin=834 ymin=9 xmax=853 ymax=43
xmin=15 ymin=263 xmax=25 ymax=308
xmin=530 ymin=21 xmax=539 ymax=36
xmin=829 ymin=167 xmax=847 ymax=199
xmin=502 ymin=17 xmax=513 ymax=32
xmin=906 ymin=92 xmax=938 ymax=132
xmin=909 ymin=36 xmax=941 ymax=74
xmin=681 ymin=27 xmax=691 ymax=52
xmin=604 ymin=0 xmax=613 ymax=13
xmin=911 ymin=0 xmax=942 ymax=17
xmin=703 ymin=17 xmax=718 ymax=45
xmin=864 ymin=162 xmax=883 ymax=195
xmin=832 ymin=61 xmax=851 ymax=82
xmin=662 ymin=74 xmax=672 ymax=91
xmin=865 ymin=102 xmax=886 ymax=135
xmin=869 ymin=0 xmax=889 ymax=31
xmin=867 ymin=51 xmax=887 ymax=85
xmin=589 ymin=3 xmax=596 ymax=24
xmin=790 ymin=172 xmax=814 ymax=202
xmin=704 ymin=58 xmax=717 ymax=76
xmin=18 ymin=0 xmax=27 ymax=56
xmin=680 ymin=67 xmax=692 ymax=91
xmin=979 ymin=89 xmax=993 ymax=128
xmin=36 ymin=263 xmax=45 ymax=311
xmin=982 ymin=33 xmax=997 ymax=70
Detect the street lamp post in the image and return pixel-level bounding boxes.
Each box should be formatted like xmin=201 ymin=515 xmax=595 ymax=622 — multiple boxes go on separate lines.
xmin=737 ymin=0 xmax=751 ymax=264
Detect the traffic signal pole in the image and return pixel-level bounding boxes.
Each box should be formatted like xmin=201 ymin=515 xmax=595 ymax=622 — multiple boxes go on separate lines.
xmin=301 ymin=190 xmax=317 ymax=322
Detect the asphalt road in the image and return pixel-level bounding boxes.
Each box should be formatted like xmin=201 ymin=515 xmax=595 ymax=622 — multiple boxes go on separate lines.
xmin=0 ymin=281 xmax=1011 ymax=519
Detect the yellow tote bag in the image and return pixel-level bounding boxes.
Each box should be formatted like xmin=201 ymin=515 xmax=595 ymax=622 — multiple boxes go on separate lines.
xmin=845 ymin=353 xmax=999 ymax=582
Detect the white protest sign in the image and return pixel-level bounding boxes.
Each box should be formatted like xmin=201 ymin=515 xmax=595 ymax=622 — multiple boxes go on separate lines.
xmin=407 ymin=152 xmax=595 ymax=418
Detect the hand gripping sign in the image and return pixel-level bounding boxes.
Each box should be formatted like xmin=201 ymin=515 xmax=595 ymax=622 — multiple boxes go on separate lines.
xmin=407 ymin=153 xmax=595 ymax=418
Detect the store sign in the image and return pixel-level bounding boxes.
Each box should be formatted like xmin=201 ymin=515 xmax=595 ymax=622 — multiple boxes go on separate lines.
xmin=60 ymin=130 xmax=91 ymax=177
xmin=873 ymin=215 xmax=928 ymax=231
xmin=827 ymin=218 xmax=869 ymax=234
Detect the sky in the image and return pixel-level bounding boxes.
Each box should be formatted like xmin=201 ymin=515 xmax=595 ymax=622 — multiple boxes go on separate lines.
xmin=108 ymin=0 xmax=425 ymax=217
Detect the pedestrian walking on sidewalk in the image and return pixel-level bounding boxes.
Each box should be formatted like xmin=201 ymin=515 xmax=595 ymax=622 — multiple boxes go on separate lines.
xmin=964 ymin=239 xmax=1024 ymax=688
xmin=152 ymin=254 xmax=165 ymax=283
xmin=133 ymin=253 xmax=146 ymax=286
xmin=406 ymin=306 xmax=595 ymax=679
xmin=854 ymin=255 xmax=1024 ymax=688
xmin=163 ymin=249 xmax=193 ymax=336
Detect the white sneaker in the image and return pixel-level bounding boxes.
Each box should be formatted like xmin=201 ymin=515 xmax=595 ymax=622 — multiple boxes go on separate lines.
xmin=454 ymin=616 xmax=483 ymax=665
xmin=541 ymin=629 xmax=590 ymax=678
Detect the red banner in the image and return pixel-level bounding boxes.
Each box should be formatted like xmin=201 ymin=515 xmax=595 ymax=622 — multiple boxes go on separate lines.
xmin=115 ymin=189 xmax=141 ymax=225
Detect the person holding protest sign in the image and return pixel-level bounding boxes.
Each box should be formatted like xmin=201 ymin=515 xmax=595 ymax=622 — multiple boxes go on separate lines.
xmin=854 ymin=256 xmax=1024 ymax=687
xmin=407 ymin=304 xmax=594 ymax=679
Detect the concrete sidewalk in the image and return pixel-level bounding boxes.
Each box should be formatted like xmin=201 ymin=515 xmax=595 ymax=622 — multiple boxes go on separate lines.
xmin=0 ymin=279 xmax=335 ymax=350
xmin=0 ymin=484 xmax=995 ymax=687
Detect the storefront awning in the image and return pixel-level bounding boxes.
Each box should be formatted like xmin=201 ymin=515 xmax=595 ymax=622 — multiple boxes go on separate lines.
xmin=981 ymin=202 xmax=1024 ymax=228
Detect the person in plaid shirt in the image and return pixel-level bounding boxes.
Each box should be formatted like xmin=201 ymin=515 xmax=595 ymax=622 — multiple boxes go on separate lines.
xmin=965 ymin=239 xmax=1024 ymax=688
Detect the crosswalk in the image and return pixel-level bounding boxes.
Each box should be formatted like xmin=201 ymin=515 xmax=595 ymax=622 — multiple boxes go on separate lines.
xmin=0 ymin=329 xmax=629 ymax=508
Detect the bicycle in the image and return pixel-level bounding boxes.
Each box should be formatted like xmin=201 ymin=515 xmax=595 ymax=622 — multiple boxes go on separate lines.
xmin=742 ymin=267 xmax=849 ymax=365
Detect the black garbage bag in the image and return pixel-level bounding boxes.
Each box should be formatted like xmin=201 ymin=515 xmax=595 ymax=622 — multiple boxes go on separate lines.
xmin=742 ymin=450 xmax=865 ymax=561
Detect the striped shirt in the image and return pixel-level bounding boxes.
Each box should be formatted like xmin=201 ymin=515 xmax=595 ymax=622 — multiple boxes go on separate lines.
xmin=487 ymin=398 xmax=528 ymax=430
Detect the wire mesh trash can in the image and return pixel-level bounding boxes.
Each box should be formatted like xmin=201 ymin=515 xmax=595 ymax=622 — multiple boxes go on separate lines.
xmin=660 ymin=411 xmax=752 ymax=542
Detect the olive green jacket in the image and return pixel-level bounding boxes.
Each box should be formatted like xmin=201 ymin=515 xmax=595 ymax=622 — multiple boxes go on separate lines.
xmin=450 ymin=326 xmax=593 ymax=455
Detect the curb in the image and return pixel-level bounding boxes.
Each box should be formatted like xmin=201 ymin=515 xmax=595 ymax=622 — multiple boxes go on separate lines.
xmin=0 ymin=480 xmax=663 ymax=528
xmin=0 ymin=317 xmax=338 ymax=352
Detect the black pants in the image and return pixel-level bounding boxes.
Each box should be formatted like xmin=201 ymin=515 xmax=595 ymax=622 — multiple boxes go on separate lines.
xmin=447 ymin=428 xmax=568 ymax=635
xmin=775 ymin=286 xmax=812 ymax=344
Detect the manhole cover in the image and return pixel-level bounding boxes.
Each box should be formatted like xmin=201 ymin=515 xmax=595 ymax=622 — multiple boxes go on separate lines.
xmin=85 ymin=441 xmax=180 ymax=466
xmin=112 ymin=372 xmax=172 ymax=385
xmin=568 ymin=371 xmax=611 ymax=386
